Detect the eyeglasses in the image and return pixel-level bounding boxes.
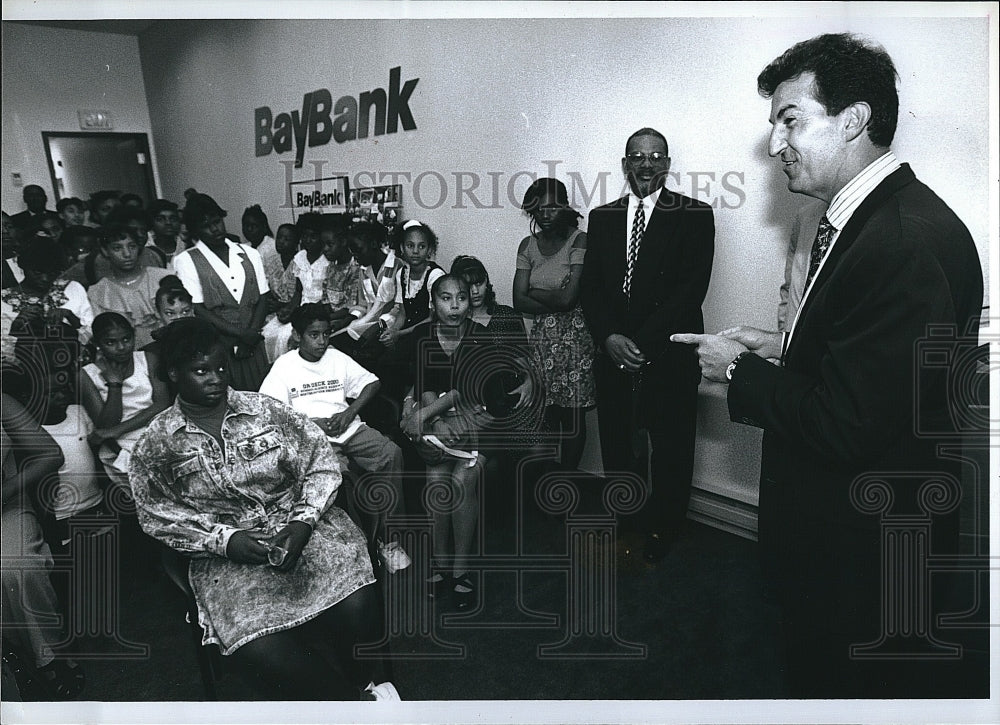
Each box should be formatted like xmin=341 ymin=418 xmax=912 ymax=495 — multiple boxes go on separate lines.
xmin=625 ymin=152 xmax=668 ymax=163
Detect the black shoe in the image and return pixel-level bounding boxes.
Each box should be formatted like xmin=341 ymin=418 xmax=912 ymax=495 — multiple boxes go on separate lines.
xmin=451 ymin=575 xmax=477 ymax=610
xmin=642 ymin=533 xmax=671 ymax=563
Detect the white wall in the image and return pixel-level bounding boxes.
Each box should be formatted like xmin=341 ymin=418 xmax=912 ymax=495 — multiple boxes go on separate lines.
xmin=1 ymin=22 xmax=159 ymax=213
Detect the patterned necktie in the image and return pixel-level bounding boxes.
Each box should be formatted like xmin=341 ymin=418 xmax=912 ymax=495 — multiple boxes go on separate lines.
xmin=804 ymin=215 xmax=836 ymax=291
xmin=623 ymin=202 xmax=645 ymax=297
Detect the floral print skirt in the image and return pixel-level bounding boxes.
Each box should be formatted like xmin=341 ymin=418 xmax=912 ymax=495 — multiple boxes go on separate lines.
xmin=529 ymin=304 xmax=596 ymax=409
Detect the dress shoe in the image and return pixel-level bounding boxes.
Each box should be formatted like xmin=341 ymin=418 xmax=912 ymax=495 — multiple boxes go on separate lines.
xmin=642 ymin=533 xmax=672 ymax=563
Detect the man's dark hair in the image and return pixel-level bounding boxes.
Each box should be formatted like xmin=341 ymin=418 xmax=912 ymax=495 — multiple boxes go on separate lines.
xmin=290 ymin=302 xmax=330 ymax=334
xmin=625 ymin=127 xmax=669 ymax=156
xmin=757 ymin=33 xmax=899 ymax=147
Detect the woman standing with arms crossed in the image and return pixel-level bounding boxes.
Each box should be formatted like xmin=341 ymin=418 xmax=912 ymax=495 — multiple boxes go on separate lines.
xmin=512 ymin=178 xmax=596 ymax=470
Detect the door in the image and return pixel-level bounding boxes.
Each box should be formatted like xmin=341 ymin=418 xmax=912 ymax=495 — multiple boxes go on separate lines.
xmin=42 ymin=132 xmax=157 ymax=206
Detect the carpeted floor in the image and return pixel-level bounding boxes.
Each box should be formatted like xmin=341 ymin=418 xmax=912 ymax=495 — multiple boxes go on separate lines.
xmin=4 ymin=467 xmax=988 ymax=703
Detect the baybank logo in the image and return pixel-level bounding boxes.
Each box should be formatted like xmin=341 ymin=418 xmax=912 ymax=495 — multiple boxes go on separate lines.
xmin=254 ymin=67 xmax=419 ymax=167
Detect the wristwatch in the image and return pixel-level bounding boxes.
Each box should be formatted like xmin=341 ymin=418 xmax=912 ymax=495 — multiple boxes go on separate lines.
xmin=725 ymin=351 xmax=752 ymax=381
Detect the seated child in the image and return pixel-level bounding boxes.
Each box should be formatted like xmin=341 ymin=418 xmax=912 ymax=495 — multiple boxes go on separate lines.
xmin=86 ymin=224 xmax=170 ymax=348
xmin=56 ymin=198 xmax=86 ymax=229
xmin=2 ymin=237 xmax=93 ymax=362
xmin=318 ymin=213 xmax=361 ymax=328
xmin=145 ymin=199 xmax=190 ymax=270
xmin=382 ymin=220 xmax=445 ymax=346
xmin=259 ymin=303 xmax=409 ymax=571
xmin=398 ymin=275 xmax=499 ymax=610
xmin=8 ymin=323 xmax=103 ymax=548
xmin=80 ymin=312 xmax=170 ymax=496
xmin=262 ymin=213 xmax=328 ymax=362
xmin=26 ymin=213 xmax=64 ymax=243
xmin=59 ymin=226 xmax=99 ymax=271
xmin=266 ymin=222 xmax=300 ymax=292
xmin=141 ymin=275 xmax=194 ymax=400
xmin=86 ymin=190 xmax=121 ymax=228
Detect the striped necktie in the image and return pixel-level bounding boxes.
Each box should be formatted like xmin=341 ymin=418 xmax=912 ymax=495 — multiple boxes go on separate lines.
xmin=623 ymin=202 xmax=645 ymax=298
xmin=804 ymin=215 xmax=836 ymax=291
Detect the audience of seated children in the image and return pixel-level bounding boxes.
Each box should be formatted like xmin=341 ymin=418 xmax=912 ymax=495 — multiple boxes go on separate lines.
xmin=1 ymin=392 xmax=85 ymax=700
xmin=259 ymin=303 xmax=409 ymax=572
xmin=145 ymin=199 xmax=190 ymax=270
xmin=383 ymin=220 xmax=445 ymax=346
xmin=86 ymin=224 xmax=171 ymax=348
xmin=398 ymin=274 xmax=496 ymax=610
xmin=173 ymin=193 xmax=270 ymax=390
xmin=80 ymin=312 xmax=171 ymax=498
xmin=1 ymin=237 xmax=93 ymax=362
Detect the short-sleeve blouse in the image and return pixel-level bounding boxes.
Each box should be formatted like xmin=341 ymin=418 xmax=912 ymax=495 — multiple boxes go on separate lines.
xmin=515 ymin=228 xmax=586 ymax=291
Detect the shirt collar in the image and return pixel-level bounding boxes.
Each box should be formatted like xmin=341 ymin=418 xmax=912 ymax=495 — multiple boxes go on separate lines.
xmin=164 ymin=388 xmax=261 ymax=435
xmin=825 ymin=151 xmax=900 ymax=230
xmin=630 ymin=185 xmax=664 ymax=208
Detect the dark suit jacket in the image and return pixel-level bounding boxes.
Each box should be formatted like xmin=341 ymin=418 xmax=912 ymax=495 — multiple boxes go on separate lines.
xmin=9 ymin=209 xmax=50 ymax=231
xmin=729 ymin=165 xmax=983 ymax=627
xmin=581 ymin=188 xmax=715 ymax=385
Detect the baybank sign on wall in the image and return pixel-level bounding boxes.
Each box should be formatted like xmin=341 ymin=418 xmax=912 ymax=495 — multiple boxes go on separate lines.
xmin=254 ymin=67 xmax=420 ymax=167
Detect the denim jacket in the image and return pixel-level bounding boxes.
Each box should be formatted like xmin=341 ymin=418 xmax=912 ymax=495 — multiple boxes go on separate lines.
xmin=129 ymin=389 xmax=341 ymax=558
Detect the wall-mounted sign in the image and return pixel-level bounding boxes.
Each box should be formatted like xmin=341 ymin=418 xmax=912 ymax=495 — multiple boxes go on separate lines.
xmin=288 ymin=175 xmax=349 ymax=220
xmin=78 ymin=109 xmax=113 ymax=130
xmin=255 ymin=66 xmax=419 ymax=167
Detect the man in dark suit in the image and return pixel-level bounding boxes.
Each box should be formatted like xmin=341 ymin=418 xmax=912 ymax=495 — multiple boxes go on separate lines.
xmin=673 ymin=34 xmax=983 ymax=697
xmin=9 ymin=185 xmax=52 ymax=231
xmin=581 ymin=128 xmax=715 ymax=563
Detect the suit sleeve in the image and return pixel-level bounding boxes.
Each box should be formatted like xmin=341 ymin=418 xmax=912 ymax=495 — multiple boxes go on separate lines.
xmin=579 ymin=208 xmax=615 ymax=349
xmin=728 ymin=236 xmax=955 ymax=464
xmin=632 ymin=203 xmax=715 ymax=360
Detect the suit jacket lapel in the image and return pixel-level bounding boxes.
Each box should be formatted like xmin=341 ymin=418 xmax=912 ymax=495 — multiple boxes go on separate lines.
xmin=787 ymin=164 xmax=915 ymax=357
xmin=633 ymin=189 xmax=680 ymax=289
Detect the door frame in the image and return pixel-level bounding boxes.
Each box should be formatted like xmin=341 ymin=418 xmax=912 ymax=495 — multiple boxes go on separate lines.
xmin=41 ymin=131 xmax=158 ymax=203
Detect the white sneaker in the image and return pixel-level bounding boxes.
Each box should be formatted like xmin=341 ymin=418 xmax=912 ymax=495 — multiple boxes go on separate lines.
xmin=363 ymin=680 xmax=401 ymax=701
xmin=377 ymin=540 xmax=411 ymax=574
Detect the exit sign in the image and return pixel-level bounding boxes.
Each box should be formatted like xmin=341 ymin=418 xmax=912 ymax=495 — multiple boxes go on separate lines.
xmin=78 ymin=109 xmax=113 ymax=130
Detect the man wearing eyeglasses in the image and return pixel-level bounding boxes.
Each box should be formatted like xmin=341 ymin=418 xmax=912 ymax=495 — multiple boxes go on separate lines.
xmin=580 ymin=127 xmax=715 ymax=563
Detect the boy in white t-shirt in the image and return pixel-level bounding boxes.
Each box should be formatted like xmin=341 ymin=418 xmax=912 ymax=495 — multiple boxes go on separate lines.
xmin=258 ymin=303 xmax=409 ymax=572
